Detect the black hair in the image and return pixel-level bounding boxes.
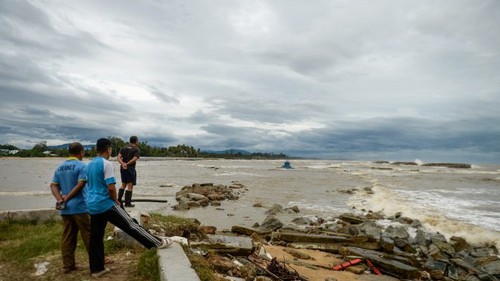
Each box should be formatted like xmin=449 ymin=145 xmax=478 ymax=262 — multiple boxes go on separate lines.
xmin=130 ymin=135 xmax=138 ymax=144
xmin=96 ymin=138 xmax=112 ymax=153
xmin=68 ymin=142 xmax=84 ymax=155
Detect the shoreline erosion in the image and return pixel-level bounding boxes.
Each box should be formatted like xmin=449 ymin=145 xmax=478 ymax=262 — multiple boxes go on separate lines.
xmin=1 ymin=157 xmax=499 ymax=279
xmin=3 ymin=191 xmax=499 ymax=280
xmin=166 ymin=182 xmax=500 ymax=280
xmin=1 ymin=157 xmax=499 ymax=242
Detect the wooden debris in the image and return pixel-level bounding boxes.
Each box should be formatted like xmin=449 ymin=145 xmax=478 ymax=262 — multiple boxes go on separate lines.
xmin=267 ymin=258 xmax=307 ymax=281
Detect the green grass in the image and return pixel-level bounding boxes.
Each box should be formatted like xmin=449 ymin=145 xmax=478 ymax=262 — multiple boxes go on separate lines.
xmin=185 ymin=250 xmax=224 ymax=281
xmin=0 ymin=213 xmax=220 ymax=280
xmin=0 ymin=219 xmax=159 ymax=280
xmin=0 ymin=220 xmax=62 ymax=268
xmin=137 ymin=248 xmax=160 ymax=281
xmin=149 ymin=213 xmax=201 ymax=236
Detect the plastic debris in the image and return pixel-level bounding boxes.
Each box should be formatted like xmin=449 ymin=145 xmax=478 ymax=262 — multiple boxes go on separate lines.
xmin=366 ymin=258 xmax=382 ymax=275
xmin=332 ymin=258 xmax=363 ymax=270
xmin=34 ymin=262 xmax=49 ymax=276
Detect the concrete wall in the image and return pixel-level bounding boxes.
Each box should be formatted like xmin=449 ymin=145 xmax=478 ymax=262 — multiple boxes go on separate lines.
xmin=0 ymin=208 xmax=60 ymax=222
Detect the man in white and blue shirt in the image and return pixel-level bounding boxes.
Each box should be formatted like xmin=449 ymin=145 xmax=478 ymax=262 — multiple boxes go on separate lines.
xmin=85 ymin=138 xmax=170 ymax=277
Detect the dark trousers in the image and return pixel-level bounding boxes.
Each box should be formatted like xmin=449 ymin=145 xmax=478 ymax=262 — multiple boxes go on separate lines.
xmin=89 ymin=205 xmax=161 ymax=273
xmin=61 ymin=213 xmax=90 ymax=271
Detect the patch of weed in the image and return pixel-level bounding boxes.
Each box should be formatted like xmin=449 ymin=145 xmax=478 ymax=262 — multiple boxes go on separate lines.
xmin=0 ymin=220 xmax=61 ymax=268
xmin=149 ymin=213 xmax=201 ymax=238
xmin=137 ymin=248 xmax=159 ymax=281
xmin=185 ymin=250 xmax=224 ymax=281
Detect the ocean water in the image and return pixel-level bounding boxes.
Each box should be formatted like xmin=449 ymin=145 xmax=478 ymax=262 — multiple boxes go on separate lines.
xmin=1 ymin=157 xmax=499 ymax=246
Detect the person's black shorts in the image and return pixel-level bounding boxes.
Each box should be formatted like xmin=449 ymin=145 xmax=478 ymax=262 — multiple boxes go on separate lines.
xmin=120 ymin=167 xmax=137 ymax=185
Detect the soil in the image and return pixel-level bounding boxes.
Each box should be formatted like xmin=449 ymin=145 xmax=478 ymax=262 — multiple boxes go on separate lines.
xmin=0 ymin=249 xmax=145 ymax=281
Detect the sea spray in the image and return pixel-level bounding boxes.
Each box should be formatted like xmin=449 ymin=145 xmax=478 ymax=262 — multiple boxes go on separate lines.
xmin=348 ymin=181 xmax=500 ymax=246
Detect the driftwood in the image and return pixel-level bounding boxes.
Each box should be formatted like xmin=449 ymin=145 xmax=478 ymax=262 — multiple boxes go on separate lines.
xmin=131 ymin=198 xmax=168 ymax=203
xmin=267 ymin=258 xmax=307 ymax=281
xmin=247 ymin=255 xmax=282 ymax=280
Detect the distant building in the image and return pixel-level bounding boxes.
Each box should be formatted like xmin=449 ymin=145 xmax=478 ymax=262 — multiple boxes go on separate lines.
xmin=0 ymin=149 xmax=19 ymax=155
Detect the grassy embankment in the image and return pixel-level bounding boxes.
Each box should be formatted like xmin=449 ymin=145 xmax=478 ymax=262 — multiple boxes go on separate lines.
xmin=0 ymin=214 xmax=222 ymax=281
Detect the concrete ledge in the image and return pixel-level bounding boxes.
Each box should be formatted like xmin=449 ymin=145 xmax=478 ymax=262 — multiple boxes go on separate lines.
xmin=158 ymin=243 xmax=200 ymax=281
xmin=0 ymin=209 xmax=60 ymax=222
xmin=113 ymin=209 xmax=200 ymax=280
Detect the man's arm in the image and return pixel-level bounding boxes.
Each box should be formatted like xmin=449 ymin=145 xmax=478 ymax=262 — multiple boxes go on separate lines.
xmin=64 ymin=180 xmax=86 ymax=202
xmin=107 ymin=183 xmax=120 ymax=205
xmin=49 ymin=183 xmax=64 ymax=202
xmin=125 ymin=156 xmax=139 ymax=166
xmin=117 ymin=152 xmax=124 ymax=164
xmin=117 ymin=152 xmax=128 ymax=169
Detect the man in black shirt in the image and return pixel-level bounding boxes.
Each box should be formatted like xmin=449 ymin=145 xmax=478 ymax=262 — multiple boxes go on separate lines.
xmin=117 ymin=136 xmax=140 ymax=207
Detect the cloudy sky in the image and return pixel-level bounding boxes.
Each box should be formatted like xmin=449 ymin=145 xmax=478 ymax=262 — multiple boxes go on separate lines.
xmin=1 ymin=1 xmax=499 ymax=163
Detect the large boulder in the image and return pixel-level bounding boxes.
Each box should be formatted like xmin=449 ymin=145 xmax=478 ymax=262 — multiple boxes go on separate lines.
xmin=266 ymin=204 xmax=284 ymax=215
xmin=260 ymin=215 xmax=283 ymax=231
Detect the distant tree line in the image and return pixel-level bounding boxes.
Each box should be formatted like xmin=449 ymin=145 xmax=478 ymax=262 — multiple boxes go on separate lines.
xmin=1 ymin=142 xmax=49 ymax=157
xmin=0 ymin=137 xmax=289 ymax=159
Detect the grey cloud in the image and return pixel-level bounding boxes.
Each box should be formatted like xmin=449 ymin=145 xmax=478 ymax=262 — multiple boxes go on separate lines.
xmin=149 ymin=85 xmax=180 ymax=104
xmin=198 ymin=124 xmax=270 ymax=147
xmin=1 ymin=1 xmax=499 ymax=163
xmin=0 ymin=1 xmax=107 ymax=58
xmin=213 ymin=97 xmax=324 ymax=123
xmin=0 ymin=105 xmax=123 ymax=144
xmin=139 ymin=135 xmax=179 ymax=148
xmin=295 ymin=116 xmax=500 ymax=155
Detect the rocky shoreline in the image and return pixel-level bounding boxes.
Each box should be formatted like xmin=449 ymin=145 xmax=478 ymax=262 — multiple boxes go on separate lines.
xmin=169 ymin=182 xmax=499 ymax=281
xmin=373 ymin=161 xmax=472 ymax=169
xmin=4 ymin=180 xmax=496 ymax=280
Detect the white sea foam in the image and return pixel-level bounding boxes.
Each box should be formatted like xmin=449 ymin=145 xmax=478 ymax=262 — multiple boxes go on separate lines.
xmin=348 ymin=183 xmax=500 ymax=246
xmin=303 ymin=162 xmax=333 ymax=169
xmin=215 ymin=171 xmax=262 ymax=177
xmin=287 ymin=200 xmax=350 ymax=214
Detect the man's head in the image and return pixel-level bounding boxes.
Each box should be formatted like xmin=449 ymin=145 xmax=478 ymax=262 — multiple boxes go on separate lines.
xmin=96 ymin=138 xmax=112 ymax=159
xmin=130 ymin=136 xmax=138 ymax=144
xmin=68 ymin=142 xmax=84 ymax=160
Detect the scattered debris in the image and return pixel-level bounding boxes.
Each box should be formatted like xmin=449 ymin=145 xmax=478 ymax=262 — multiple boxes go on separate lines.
xmin=34 ymin=262 xmax=49 ymax=276
xmin=267 ymin=258 xmax=306 ymax=281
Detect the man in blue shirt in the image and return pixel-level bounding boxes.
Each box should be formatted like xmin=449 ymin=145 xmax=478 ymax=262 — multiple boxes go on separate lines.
xmin=50 ymin=142 xmax=90 ymax=274
xmin=85 ymin=138 xmax=171 ymax=277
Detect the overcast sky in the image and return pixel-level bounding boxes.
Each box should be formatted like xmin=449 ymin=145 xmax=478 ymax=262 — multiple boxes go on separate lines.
xmin=1 ymin=1 xmax=499 ymax=163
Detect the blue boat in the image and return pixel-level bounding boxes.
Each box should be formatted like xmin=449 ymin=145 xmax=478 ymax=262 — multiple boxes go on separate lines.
xmin=281 ymin=160 xmax=293 ymax=169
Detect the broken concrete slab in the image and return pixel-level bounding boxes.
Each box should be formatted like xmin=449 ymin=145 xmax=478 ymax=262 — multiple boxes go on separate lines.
xmin=342 ymin=247 xmax=421 ymax=280
xmin=191 ymin=234 xmax=254 ymax=256
xmin=231 ymin=225 xmax=271 ymax=237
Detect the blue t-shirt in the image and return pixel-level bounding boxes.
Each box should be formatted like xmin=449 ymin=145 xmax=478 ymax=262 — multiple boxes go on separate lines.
xmin=85 ymin=156 xmax=117 ymax=215
xmin=51 ymin=157 xmax=88 ymax=215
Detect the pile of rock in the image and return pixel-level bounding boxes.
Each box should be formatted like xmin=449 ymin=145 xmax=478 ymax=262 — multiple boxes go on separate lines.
xmin=228 ymin=205 xmax=500 ymax=280
xmin=173 ymin=182 xmax=246 ymax=210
